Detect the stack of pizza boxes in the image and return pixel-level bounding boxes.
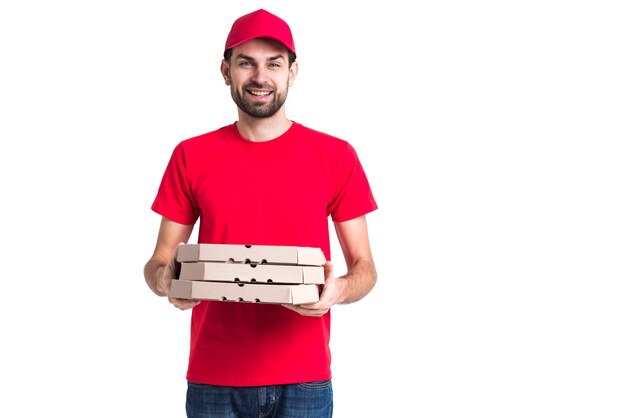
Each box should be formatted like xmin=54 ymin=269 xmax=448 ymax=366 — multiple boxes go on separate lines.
xmin=170 ymin=244 xmax=327 ymax=304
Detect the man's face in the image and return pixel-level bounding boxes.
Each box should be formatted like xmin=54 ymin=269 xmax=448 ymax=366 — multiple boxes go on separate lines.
xmin=222 ymin=38 xmax=296 ymax=119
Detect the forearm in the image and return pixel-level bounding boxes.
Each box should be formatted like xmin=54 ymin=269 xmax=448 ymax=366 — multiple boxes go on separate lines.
xmin=336 ymin=258 xmax=377 ymax=305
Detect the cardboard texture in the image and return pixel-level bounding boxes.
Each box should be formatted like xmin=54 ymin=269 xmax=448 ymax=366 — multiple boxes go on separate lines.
xmin=176 ymin=244 xmax=326 ymax=266
xmin=170 ymin=279 xmax=320 ymax=304
xmin=179 ymin=262 xmax=324 ymax=284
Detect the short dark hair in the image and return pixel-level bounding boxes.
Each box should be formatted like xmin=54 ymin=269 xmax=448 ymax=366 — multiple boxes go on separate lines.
xmin=224 ymin=48 xmax=296 ymax=67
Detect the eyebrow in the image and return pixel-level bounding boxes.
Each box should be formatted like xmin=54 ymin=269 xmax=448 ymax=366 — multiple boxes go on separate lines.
xmin=235 ymin=54 xmax=286 ymax=62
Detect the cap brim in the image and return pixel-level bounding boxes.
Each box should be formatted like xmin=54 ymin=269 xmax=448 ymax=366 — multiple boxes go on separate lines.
xmin=225 ymin=35 xmax=296 ymax=57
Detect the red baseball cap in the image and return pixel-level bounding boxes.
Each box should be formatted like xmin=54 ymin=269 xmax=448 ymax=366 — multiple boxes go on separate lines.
xmin=224 ymin=9 xmax=296 ymax=57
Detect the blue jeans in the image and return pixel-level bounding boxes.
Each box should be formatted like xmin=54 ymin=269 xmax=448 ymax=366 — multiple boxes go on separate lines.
xmin=186 ymin=380 xmax=333 ymax=418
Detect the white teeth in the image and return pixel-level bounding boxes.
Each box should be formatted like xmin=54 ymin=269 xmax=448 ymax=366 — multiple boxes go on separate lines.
xmin=249 ymin=91 xmax=271 ymax=96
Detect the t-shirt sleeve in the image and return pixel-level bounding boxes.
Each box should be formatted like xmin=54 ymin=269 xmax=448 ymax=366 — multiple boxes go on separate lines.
xmin=328 ymin=141 xmax=378 ymax=222
xmin=151 ymin=142 xmax=200 ymax=225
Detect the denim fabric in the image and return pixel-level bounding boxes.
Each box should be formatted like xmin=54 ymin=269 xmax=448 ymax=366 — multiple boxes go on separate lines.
xmin=186 ymin=380 xmax=333 ymax=418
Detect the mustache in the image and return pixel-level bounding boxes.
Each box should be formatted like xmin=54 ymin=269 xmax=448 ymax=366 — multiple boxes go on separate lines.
xmin=244 ymin=83 xmax=275 ymax=91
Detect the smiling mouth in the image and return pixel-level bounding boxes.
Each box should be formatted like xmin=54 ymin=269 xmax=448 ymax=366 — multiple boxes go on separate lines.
xmin=247 ymin=90 xmax=272 ymax=97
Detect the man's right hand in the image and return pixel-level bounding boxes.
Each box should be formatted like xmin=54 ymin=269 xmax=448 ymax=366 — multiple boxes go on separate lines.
xmin=159 ymin=245 xmax=201 ymax=311
xmin=168 ymin=295 xmax=201 ymax=310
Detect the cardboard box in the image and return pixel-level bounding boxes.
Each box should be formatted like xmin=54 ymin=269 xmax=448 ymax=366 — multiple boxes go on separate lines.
xmin=170 ymin=279 xmax=320 ymax=304
xmin=176 ymin=244 xmax=325 ymax=266
xmin=179 ymin=262 xmax=324 ymax=284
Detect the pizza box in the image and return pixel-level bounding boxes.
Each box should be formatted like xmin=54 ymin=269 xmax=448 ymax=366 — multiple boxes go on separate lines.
xmin=170 ymin=279 xmax=320 ymax=305
xmin=176 ymin=244 xmax=325 ymax=266
xmin=179 ymin=262 xmax=324 ymax=284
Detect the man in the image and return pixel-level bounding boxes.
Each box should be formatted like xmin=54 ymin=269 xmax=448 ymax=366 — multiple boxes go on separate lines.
xmin=144 ymin=9 xmax=378 ymax=417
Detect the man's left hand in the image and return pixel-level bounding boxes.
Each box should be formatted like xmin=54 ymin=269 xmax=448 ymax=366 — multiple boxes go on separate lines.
xmin=282 ymin=261 xmax=341 ymax=317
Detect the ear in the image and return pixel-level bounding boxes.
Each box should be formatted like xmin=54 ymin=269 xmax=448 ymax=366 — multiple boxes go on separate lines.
xmin=221 ymin=59 xmax=231 ymax=86
xmin=288 ymin=61 xmax=298 ymax=87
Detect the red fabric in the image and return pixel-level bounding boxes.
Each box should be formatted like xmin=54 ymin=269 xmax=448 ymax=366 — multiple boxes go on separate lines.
xmin=224 ymin=9 xmax=296 ymax=56
xmin=152 ymin=122 xmax=377 ymax=386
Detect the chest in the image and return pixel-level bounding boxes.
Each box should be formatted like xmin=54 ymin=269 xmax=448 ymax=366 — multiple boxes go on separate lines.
xmin=189 ymin=145 xmax=335 ymax=222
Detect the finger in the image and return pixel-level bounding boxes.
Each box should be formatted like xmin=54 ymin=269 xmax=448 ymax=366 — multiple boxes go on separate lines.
xmin=282 ymin=303 xmax=309 ymax=314
xmin=169 ymin=243 xmax=186 ymax=280
xmin=168 ymin=296 xmax=199 ymax=309
xmin=298 ymin=301 xmax=321 ymax=309
xmin=282 ymin=303 xmax=328 ymax=317
xmin=323 ymin=261 xmax=334 ymax=281
xmin=173 ymin=242 xmax=186 ymax=262
xmin=178 ymin=301 xmax=200 ymax=310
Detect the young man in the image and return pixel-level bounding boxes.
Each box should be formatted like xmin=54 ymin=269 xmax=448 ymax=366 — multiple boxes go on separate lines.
xmin=144 ymin=9 xmax=378 ymax=417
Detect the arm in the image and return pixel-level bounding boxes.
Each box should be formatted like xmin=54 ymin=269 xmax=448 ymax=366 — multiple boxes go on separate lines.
xmin=144 ymin=216 xmax=199 ymax=310
xmin=283 ymin=215 xmax=377 ymax=316
xmin=331 ymin=215 xmax=378 ymax=304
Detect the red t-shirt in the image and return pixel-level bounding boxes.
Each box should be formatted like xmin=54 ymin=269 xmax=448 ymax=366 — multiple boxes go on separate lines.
xmin=152 ymin=121 xmax=377 ymax=386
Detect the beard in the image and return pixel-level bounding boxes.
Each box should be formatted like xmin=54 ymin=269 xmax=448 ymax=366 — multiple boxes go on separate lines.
xmin=231 ymin=82 xmax=289 ymax=118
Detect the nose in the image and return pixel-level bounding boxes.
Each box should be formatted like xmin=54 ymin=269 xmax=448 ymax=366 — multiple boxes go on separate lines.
xmin=251 ymin=66 xmax=269 ymax=84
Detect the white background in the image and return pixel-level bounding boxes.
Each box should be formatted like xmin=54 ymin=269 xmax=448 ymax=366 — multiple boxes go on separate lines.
xmin=1 ymin=1 xmax=625 ymax=417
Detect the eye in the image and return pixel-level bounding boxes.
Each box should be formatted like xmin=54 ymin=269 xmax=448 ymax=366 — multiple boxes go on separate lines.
xmin=238 ymin=60 xmax=254 ymax=67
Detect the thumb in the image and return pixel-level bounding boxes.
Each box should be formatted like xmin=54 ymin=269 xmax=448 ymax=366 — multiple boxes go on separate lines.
xmin=171 ymin=242 xmax=186 ymax=279
xmin=173 ymin=241 xmax=186 ymax=260
xmin=323 ymin=260 xmax=334 ymax=281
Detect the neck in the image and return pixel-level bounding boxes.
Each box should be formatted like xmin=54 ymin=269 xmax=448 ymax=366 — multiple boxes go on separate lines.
xmin=235 ymin=111 xmax=293 ymax=142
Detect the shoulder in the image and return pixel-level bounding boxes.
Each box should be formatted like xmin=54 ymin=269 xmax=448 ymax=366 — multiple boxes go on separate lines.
xmin=178 ymin=124 xmax=234 ymax=151
xmin=293 ymin=122 xmax=355 ymax=154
